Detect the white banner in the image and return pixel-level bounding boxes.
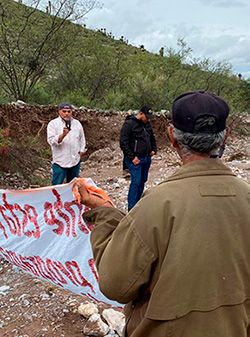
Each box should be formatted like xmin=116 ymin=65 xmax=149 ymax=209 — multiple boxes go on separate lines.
xmin=0 ymin=179 xmax=117 ymax=305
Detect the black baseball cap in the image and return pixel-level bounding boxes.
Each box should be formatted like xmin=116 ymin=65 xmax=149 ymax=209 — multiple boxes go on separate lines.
xmin=58 ymin=102 xmax=72 ymax=110
xmin=140 ymin=105 xmax=153 ymax=118
xmin=172 ymin=91 xmax=229 ymax=133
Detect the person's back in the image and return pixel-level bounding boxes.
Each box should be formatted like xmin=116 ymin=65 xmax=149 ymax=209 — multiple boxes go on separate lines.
xmin=126 ymin=159 xmax=250 ymax=321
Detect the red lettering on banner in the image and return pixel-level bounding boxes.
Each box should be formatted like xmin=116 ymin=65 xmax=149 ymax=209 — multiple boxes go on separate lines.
xmin=0 ymin=193 xmax=40 ymax=239
xmin=46 ymin=259 xmax=67 ymax=286
xmin=0 ymin=195 xmax=19 ymax=236
xmin=3 ymin=193 xmax=22 ymax=235
xmin=88 ymin=258 xmax=99 ymax=282
xmin=1 ymin=248 xmax=21 ymax=266
xmin=0 ymin=187 xmax=91 ymax=239
xmin=0 ymin=218 xmax=8 ymax=239
xmin=20 ymin=256 xmax=40 ymax=276
xmin=52 ymin=189 xmax=72 ymax=236
xmin=63 ymin=201 xmax=77 ymax=236
xmin=65 ymin=260 xmax=95 ymax=293
xmin=23 ymin=205 xmax=40 ymax=238
xmin=64 ymin=200 xmax=88 ymax=235
xmin=44 ymin=199 xmax=64 ymax=236
xmin=0 ymin=247 xmax=96 ymax=294
xmin=28 ymin=256 xmax=57 ymax=284
xmin=4 ymin=193 xmax=22 ymax=235
xmin=14 ymin=203 xmax=28 ymax=235
xmin=0 ymin=249 xmax=38 ymax=277
xmin=43 ymin=188 xmax=89 ymax=237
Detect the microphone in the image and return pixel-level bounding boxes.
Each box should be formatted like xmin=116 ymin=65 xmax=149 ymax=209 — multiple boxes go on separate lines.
xmin=65 ymin=119 xmax=71 ymax=131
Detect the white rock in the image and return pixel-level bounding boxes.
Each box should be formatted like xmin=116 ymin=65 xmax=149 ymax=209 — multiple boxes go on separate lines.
xmin=21 ymin=299 xmax=30 ymax=307
xmin=83 ymin=313 xmax=109 ymax=336
xmin=89 ymin=313 xmax=101 ymax=322
xmin=104 ymin=332 xmax=119 ymax=337
xmin=11 ymin=100 xmax=27 ymax=106
xmin=78 ymin=302 xmax=99 ymax=318
xmin=19 ymin=294 xmax=28 ymax=300
xmin=102 ymin=309 xmax=125 ymax=336
xmin=40 ymin=293 xmax=50 ymax=300
xmin=0 ymin=285 xmax=10 ymax=295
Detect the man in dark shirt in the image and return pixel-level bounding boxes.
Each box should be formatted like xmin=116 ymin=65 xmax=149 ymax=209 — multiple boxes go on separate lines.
xmin=120 ymin=106 xmax=157 ymax=210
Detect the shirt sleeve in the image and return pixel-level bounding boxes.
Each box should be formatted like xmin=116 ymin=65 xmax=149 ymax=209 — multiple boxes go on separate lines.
xmin=84 ymin=206 xmax=156 ymax=304
xmin=47 ymin=120 xmax=61 ymax=146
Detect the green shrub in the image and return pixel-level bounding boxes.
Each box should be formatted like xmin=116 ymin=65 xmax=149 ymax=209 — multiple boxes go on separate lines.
xmin=103 ymin=90 xmax=127 ymax=110
xmin=0 ymin=96 xmax=10 ymax=104
xmin=28 ymin=84 xmax=53 ymax=105
xmin=59 ymin=90 xmax=90 ymax=107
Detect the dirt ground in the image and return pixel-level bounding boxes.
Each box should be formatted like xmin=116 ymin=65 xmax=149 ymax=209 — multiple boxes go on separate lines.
xmin=0 ymin=104 xmax=249 ymax=337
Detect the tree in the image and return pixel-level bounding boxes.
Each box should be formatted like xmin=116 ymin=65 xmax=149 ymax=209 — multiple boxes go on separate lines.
xmin=0 ymin=0 xmax=98 ymax=101
xmin=49 ymin=33 xmax=130 ymax=107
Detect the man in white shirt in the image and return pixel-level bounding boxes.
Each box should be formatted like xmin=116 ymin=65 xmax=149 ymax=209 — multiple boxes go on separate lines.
xmin=47 ymin=103 xmax=86 ymax=185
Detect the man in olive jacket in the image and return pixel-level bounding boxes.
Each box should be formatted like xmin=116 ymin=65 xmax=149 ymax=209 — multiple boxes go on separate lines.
xmin=74 ymin=91 xmax=250 ymax=337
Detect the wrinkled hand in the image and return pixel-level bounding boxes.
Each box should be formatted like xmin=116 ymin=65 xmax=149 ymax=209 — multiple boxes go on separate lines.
xmin=80 ymin=150 xmax=88 ymax=159
xmin=73 ymin=179 xmax=113 ymax=209
xmin=62 ymin=127 xmax=70 ymax=137
xmin=58 ymin=127 xmax=70 ymax=143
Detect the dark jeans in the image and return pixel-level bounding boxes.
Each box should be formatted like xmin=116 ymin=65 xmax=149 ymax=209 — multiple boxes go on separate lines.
xmin=125 ymin=155 xmax=152 ymax=211
xmin=52 ymin=162 xmax=81 ymax=185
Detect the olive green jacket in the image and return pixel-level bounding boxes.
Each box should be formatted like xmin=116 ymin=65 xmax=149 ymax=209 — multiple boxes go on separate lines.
xmin=84 ymin=159 xmax=250 ymax=321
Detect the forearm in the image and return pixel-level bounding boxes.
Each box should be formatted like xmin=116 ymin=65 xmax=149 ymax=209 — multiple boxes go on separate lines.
xmin=48 ymin=134 xmax=61 ymax=146
xmin=84 ymin=207 xmax=125 ymax=267
xmin=58 ymin=133 xmax=66 ymax=144
xmin=88 ymin=210 xmax=155 ymax=303
xmin=47 ymin=124 xmax=66 ymax=146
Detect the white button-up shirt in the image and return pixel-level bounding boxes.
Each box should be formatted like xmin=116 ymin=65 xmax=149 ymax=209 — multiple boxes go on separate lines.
xmin=47 ymin=117 xmax=86 ymax=168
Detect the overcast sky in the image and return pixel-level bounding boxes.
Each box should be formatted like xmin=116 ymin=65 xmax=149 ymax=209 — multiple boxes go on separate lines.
xmin=86 ymin=0 xmax=250 ymax=78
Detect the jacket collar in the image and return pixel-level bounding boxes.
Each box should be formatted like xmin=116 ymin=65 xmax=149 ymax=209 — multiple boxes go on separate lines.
xmin=164 ymin=159 xmax=235 ymax=183
xmin=130 ymin=115 xmax=150 ymax=125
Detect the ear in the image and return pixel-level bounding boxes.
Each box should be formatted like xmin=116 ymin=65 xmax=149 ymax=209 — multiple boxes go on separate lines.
xmin=167 ymin=125 xmax=178 ymax=148
xmin=136 ymin=111 xmax=142 ymax=119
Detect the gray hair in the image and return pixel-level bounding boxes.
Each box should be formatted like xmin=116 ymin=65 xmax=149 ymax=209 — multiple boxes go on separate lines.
xmin=173 ymin=128 xmax=226 ymax=155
